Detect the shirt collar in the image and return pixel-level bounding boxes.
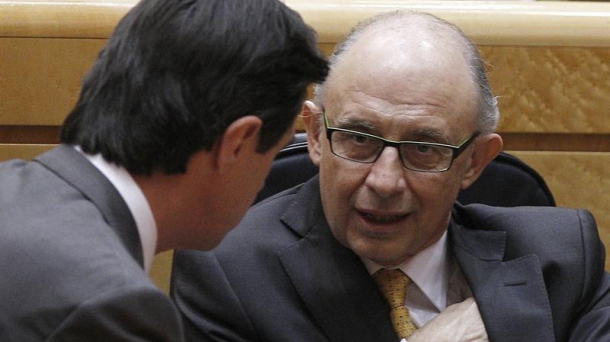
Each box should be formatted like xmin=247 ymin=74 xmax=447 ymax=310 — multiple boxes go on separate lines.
xmin=75 ymin=146 xmax=157 ymax=274
xmin=362 ymin=231 xmax=449 ymax=312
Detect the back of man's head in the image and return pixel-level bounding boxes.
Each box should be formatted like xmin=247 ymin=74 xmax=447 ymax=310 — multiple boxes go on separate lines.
xmin=61 ymin=0 xmax=328 ymax=175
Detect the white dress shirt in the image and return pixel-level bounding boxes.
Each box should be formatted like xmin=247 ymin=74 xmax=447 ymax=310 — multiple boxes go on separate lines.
xmin=362 ymin=230 xmax=472 ymax=341
xmin=76 ymin=147 xmax=157 ymax=274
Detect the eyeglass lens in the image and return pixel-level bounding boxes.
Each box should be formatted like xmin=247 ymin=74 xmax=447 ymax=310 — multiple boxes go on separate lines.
xmin=330 ymin=130 xmax=454 ymax=171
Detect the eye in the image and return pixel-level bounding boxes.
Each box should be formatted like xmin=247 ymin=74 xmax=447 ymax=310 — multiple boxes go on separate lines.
xmin=415 ymin=144 xmax=434 ymax=155
xmin=348 ymin=132 xmax=372 ymax=145
xmin=401 ymin=143 xmax=445 ymax=165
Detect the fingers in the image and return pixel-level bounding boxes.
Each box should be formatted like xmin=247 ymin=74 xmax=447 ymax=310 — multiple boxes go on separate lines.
xmin=408 ymin=297 xmax=488 ymax=342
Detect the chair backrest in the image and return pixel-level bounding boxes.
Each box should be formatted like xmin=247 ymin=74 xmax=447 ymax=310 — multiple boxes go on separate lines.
xmin=255 ymin=133 xmax=556 ymax=207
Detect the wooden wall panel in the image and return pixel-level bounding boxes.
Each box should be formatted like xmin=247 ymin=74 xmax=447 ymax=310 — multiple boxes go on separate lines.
xmin=484 ymin=47 xmax=610 ymax=134
xmin=289 ymin=1 xmax=610 ymax=48
xmin=0 ymin=144 xmax=54 ymax=161
xmin=151 ymin=250 xmax=173 ymax=294
xmin=0 ymin=38 xmax=105 ymax=125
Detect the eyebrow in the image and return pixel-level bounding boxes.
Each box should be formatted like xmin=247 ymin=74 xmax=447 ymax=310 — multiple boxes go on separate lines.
xmin=406 ymin=129 xmax=448 ymax=143
xmin=332 ymin=117 xmax=448 ymax=143
xmin=333 ymin=117 xmax=377 ymax=133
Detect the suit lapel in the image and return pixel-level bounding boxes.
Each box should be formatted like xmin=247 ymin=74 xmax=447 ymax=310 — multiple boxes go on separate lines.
xmin=450 ymin=206 xmax=555 ymax=342
xmin=278 ymin=178 xmax=397 ymax=342
xmin=35 ymin=145 xmax=144 ymax=267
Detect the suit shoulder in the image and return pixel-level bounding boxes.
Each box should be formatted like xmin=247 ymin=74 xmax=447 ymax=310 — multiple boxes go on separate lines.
xmin=457 ymin=204 xmax=595 ymax=234
xmin=455 ymin=204 xmax=601 ymax=260
xmin=250 ymin=185 xmax=302 ymax=214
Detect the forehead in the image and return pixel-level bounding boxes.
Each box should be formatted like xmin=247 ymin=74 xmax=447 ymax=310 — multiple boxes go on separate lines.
xmin=326 ymin=103 xmax=457 ymax=143
xmin=325 ymin=22 xmax=477 ymax=140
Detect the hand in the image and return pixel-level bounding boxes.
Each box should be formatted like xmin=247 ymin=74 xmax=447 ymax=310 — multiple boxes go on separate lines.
xmin=408 ymin=297 xmax=488 ymax=342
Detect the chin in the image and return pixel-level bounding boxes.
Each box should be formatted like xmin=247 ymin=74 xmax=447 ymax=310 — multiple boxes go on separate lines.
xmin=185 ymin=228 xmax=230 ymax=251
xmin=352 ymin=241 xmax=403 ymax=266
xmin=374 ymin=242 xmax=413 ymax=266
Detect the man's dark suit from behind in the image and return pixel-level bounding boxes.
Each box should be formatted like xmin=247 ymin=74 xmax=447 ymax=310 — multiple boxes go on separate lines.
xmin=0 ymin=146 xmax=182 ymax=340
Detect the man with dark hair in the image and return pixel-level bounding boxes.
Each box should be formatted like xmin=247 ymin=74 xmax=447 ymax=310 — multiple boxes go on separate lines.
xmin=171 ymin=11 xmax=610 ymax=342
xmin=0 ymin=0 xmax=327 ymax=340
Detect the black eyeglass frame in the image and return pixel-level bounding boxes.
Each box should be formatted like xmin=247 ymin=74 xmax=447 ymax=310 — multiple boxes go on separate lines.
xmin=323 ymin=112 xmax=479 ymax=173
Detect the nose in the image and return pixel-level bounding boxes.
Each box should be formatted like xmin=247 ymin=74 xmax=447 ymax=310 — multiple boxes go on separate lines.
xmin=365 ymin=146 xmax=408 ymax=198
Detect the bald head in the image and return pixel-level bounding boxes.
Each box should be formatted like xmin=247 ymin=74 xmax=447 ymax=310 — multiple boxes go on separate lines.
xmin=314 ymin=11 xmax=499 ymax=134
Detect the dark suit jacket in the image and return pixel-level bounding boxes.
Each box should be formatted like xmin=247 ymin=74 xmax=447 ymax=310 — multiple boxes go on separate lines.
xmin=171 ymin=176 xmax=610 ymax=342
xmin=0 ymin=145 xmax=183 ymax=341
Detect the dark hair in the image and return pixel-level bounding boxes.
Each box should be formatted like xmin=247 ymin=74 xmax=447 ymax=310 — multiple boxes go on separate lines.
xmin=61 ymin=0 xmax=328 ymax=175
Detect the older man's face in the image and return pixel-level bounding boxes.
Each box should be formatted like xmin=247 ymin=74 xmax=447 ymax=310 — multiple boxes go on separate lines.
xmin=311 ymin=28 xmax=480 ymax=266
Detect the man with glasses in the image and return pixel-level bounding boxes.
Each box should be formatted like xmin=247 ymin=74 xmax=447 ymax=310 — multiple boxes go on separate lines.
xmin=171 ymin=11 xmax=610 ymax=342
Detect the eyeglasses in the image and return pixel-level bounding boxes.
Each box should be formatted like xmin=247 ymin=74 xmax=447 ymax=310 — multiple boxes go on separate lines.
xmin=323 ymin=113 xmax=479 ymax=172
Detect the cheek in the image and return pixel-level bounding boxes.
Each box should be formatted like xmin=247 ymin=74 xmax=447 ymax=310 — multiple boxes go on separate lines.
xmin=318 ymin=158 xmax=370 ymax=239
xmin=319 ymin=163 xmax=344 ymax=218
xmin=409 ymin=172 xmax=463 ymax=211
xmin=318 ymin=156 xmax=364 ymax=206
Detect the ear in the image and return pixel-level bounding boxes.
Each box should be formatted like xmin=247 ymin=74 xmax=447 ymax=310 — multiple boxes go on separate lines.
xmin=215 ymin=115 xmax=263 ymax=170
xmin=460 ymin=133 xmax=503 ymax=189
xmin=302 ymin=100 xmax=324 ymax=166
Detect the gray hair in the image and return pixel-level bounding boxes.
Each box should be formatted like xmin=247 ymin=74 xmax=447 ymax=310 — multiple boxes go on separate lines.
xmin=313 ymin=11 xmax=499 ymax=134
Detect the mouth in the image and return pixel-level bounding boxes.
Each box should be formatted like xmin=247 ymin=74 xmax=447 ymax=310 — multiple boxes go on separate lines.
xmin=358 ymin=210 xmax=409 ymax=225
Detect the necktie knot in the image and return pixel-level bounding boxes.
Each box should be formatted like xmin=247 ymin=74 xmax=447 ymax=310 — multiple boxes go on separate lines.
xmin=373 ymin=268 xmax=411 ymax=308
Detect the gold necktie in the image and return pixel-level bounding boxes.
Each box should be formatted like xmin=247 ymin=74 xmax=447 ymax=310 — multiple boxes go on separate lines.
xmin=373 ymin=269 xmax=417 ymax=339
